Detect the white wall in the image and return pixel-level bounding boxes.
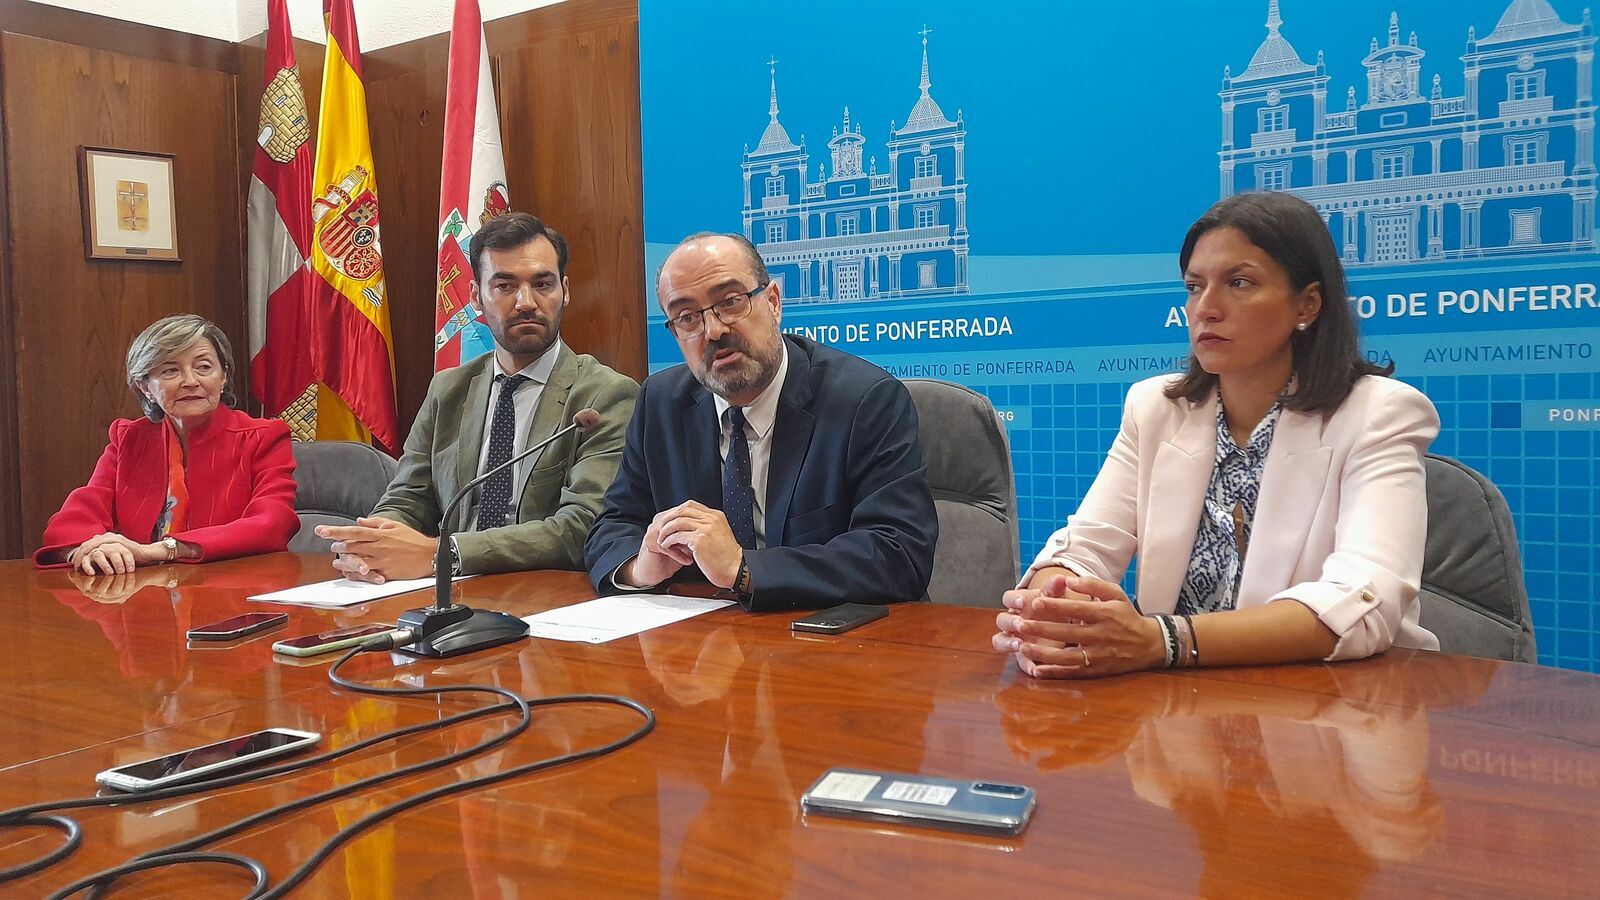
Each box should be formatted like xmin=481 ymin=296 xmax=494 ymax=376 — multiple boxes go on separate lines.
xmin=30 ymin=0 xmax=569 ymax=48
xmin=31 ymin=0 xmax=240 ymax=42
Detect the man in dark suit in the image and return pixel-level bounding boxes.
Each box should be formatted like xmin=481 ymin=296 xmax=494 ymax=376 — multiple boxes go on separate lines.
xmin=585 ymin=232 xmax=936 ymax=611
xmin=319 ymin=213 xmax=637 ymax=580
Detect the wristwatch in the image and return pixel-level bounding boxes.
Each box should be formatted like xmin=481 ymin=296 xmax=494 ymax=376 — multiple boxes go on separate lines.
xmin=732 ymin=557 xmax=754 ymax=601
xmin=431 ymin=538 xmax=463 ymax=576
xmin=160 ymin=536 xmax=179 ymax=563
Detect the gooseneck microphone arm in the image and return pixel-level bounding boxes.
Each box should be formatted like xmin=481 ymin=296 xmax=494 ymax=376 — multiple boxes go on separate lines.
xmin=392 ymin=406 xmax=602 ymax=658
xmin=431 ymin=406 xmax=602 ymax=611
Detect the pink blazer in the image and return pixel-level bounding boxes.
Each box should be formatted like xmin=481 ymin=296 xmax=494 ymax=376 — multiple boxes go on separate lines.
xmin=1026 ymin=374 xmax=1441 ymax=661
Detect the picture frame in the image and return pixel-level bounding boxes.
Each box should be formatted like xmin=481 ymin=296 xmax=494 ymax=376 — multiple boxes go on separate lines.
xmin=78 ymin=147 xmax=180 ymax=262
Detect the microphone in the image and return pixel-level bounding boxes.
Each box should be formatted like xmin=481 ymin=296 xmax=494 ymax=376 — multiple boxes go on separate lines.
xmin=394 ymin=406 xmax=602 ymax=658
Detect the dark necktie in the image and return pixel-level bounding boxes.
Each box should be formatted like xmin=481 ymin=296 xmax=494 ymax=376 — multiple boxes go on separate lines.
xmin=722 ymin=407 xmax=757 ymax=550
xmin=476 ymin=373 xmax=528 ymax=531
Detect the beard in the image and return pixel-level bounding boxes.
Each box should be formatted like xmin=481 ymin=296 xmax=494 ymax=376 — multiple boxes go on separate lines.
xmin=698 ymin=328 xmax=783 ymax=398
xmin=490 ymin=306 xmax=561 ymax=360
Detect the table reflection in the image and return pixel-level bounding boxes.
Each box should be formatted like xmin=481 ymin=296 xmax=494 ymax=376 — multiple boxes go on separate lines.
xmin=999 ymin=655 xmax=1495 ymax=896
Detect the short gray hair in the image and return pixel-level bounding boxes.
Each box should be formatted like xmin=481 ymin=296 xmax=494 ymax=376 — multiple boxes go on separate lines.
xmin=125 ymin=314 xmax=238 ymax=421
xmin=655 ymin=231 xmax=771 ymax=302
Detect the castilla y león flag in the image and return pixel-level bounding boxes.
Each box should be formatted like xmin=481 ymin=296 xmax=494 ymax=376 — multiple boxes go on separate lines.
xmin=306 ymin=0 xmax=400 ymax=453
xmin=246 ymin=0 xmax=315 ymax=431
xmin=434 ymin=0 xmax=512 ymax=372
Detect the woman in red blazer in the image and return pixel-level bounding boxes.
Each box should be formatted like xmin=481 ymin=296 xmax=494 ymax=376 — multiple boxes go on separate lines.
xmin=34 ymin=315 xmax=299 ymax=572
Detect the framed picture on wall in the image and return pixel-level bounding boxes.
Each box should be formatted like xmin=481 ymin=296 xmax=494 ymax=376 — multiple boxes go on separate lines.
xmin=78 ymin=147 xmax=179 ymax=261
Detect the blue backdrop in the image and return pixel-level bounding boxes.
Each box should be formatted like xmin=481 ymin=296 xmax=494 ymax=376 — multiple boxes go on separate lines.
xmin=640 ymin=0 xmax=1600 ymax=670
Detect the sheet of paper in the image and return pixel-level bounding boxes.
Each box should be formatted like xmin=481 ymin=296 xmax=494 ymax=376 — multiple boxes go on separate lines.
xmin=247 ymin=576 xmax=473 ymax=609
xmin=520 ymin=593 xmax=735 ymax=644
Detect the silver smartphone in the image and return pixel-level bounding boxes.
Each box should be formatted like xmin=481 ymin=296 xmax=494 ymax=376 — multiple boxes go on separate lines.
xmin=95 ymin=728 xmax=320 ymax=792
xmin=800 ymin=768 xmax=1036 ymax=836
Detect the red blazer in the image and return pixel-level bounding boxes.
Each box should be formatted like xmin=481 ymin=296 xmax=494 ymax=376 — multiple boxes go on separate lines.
xmin=35 ymin=405 xmax=300 ymax=566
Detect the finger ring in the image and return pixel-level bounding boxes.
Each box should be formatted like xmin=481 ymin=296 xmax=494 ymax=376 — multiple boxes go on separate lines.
xmin=1079 ymin=646 xmax=1091 ymax=667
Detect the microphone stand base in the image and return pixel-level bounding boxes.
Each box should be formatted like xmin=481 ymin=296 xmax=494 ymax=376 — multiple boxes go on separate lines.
xmin=395 ymin=605 xmax=530 ymax=659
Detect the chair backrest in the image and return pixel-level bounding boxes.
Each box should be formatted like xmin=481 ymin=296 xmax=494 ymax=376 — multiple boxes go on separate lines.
xmin=288 ymin=440 xmax=399 ymax=553
xmin=904 ymin=379 xmax=1020 ymax=607
xmin=1418 ymin=454 xmax=1536 ymax=662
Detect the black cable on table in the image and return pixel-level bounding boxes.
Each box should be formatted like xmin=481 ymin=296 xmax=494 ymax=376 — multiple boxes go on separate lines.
xmin=0 ymin=640 xmax=654 ymax=898
xmin=0 ymin=675 xmax=523 ymax=879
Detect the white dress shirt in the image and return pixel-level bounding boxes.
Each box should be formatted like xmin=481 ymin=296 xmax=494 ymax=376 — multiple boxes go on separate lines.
xmin=470 ymin=340 xmax=563 ymax=526
xmin=613 ymin=347 xmax=790 ymax=588
xmin=711 ymin=346 xmax=788 ymax=549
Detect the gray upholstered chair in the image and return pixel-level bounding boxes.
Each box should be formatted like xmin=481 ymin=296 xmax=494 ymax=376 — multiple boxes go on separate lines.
xmin=904 ymin=379 xmax=1020 ymax=607
xmin=288 ymin=440 xmax=399 ymax=553
xmin=1417 ymin=454 xmax=1536 ymax=662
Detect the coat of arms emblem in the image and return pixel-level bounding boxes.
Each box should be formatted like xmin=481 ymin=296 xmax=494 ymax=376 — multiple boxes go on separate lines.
xmin=313 ymin=166 xmax=382 ymax=281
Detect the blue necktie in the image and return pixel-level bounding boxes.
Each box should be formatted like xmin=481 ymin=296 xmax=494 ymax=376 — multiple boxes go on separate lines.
xmin=476 ymin=373 xmax=528 ymax=531
xmin=722 ymin=407 xmax=757 ymax=550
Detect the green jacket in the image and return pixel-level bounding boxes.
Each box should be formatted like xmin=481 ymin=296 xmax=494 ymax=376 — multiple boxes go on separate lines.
xmin=371 ymin=346 xmax=637 ymax=573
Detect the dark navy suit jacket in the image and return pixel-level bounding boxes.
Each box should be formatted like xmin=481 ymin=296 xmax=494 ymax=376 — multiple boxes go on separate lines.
xmin=585 ymin=335 xmax=937 ymax=611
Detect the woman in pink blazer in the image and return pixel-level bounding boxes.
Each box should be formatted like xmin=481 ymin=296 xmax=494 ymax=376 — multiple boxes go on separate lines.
xmin=995 ymin=192 xmax=1440 ymax=678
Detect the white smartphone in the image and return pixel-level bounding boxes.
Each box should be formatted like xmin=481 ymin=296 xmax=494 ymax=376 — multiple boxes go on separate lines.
xmin=94 ymin=728 xmax=320 ymax=792
xmin=801 ymin=768 xmax=1036 ymax=837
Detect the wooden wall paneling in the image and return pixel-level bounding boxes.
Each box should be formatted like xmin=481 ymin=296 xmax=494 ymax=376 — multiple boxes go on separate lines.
xmin=494 ymin=7 xmax=647 ymax=382
xmin=365 ymin=65 xmax=447 ymax=434
xmin=0 ymin=0 xmax=238 ymax=74
xmin=0 ymin=33 xmax=21 ymax=558
xmin=1 ymin=32 xmax=243 ymax=553
xmin=484 ymin=0 xmax=640 ymax=49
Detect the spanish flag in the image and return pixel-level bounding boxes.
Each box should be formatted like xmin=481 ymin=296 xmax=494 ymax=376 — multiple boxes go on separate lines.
xmin=306 ymin=0 xmax=400 ymax=453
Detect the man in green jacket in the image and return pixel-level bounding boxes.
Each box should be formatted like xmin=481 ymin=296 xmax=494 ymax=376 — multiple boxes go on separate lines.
xmin=319 ymin=212 xmax=637 ymax=581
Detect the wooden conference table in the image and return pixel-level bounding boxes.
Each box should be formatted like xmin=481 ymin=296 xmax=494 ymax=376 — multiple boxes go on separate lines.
xmin=0 ymin=554 xmax=1597 ymax=897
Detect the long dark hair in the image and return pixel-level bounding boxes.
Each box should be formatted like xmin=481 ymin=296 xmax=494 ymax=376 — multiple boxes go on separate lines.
xmin=1165 ymin=192 xmax=1391 ymax=412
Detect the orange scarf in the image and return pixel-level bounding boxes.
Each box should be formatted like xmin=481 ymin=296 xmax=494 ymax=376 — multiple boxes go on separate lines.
xmin=152 ymin=418 xmax=190 ymax=541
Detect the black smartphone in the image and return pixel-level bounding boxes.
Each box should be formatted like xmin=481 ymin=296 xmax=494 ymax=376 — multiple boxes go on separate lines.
xmin=186 ymin=612 xmax=288 ymax=642
xmin=792 ymin=603 xmax=889 ymax=635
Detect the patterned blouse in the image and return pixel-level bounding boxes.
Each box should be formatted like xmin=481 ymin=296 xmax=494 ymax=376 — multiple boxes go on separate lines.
xmin=1175 ymin=396 xmax=1282 ymax=615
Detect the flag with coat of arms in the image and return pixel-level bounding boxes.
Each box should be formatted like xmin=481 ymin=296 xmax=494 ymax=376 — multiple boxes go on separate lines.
xmin=434 ymin=0 xmax=512 ymax=372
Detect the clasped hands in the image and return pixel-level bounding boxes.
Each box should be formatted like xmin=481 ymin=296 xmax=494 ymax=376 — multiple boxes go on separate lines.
xmin=993 ymin=572 xmax=1166 ymax=679
xmin=68 ymin=532 xmax=173 ymax=575
xmin=317 ymin=517 xmax=439 ymax=584
xmin=623 ymin=500 xmax=743 ymax=589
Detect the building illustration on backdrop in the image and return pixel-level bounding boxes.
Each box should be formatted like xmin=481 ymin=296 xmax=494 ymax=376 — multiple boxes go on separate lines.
xmin=1221 ymin=0 xmax=1598 ymax=265
xmin=742 ymin=30 xmax=969 ymax=303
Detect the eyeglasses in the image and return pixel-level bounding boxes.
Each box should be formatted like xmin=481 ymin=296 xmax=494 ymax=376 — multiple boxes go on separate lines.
xmin=662 ymin=283 xmax=768 ymax=340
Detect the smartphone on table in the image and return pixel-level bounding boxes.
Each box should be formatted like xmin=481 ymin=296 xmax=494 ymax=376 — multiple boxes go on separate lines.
xmin=272 ymin=623 xmax=393 ymax=657
xmin=801 ymin=768 xmax=1036 ymax=836
xmin=186 ymin=612 xmax=288 ymax=642
xmin=94 ymin=728 xmax=320 ymax=792
xmin=791 ymin=603 xmax=888 ymax=635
